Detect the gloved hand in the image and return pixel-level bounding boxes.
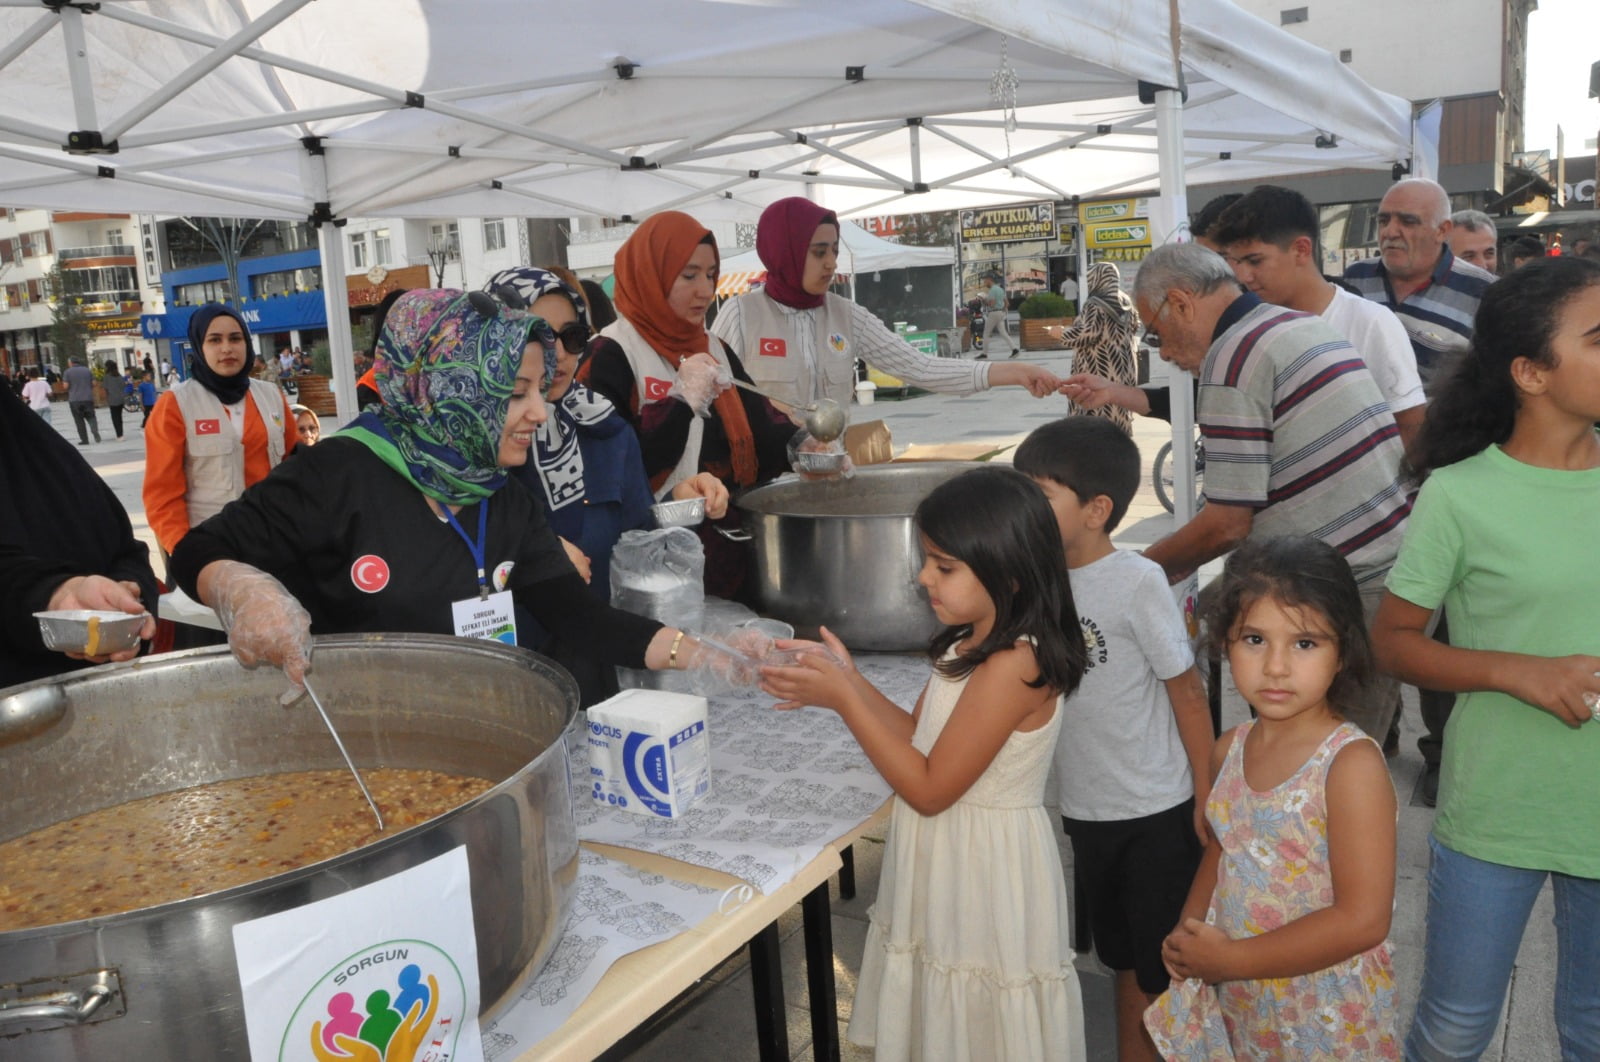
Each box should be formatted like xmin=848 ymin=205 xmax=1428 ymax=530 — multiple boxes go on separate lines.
xmin=679 ymin=622 xmax=790 ymax=694
xmin=669 ymin=472 xmax=730 ymax=519
xmin=204 ymin=560 xmax=314 ymax=701
xmin=667 ymin=352 xmax=733 ymax=417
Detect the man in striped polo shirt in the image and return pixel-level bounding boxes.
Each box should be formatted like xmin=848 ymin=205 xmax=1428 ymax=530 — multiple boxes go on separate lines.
xmin=1344 ymin=178 xmax=1495 ymax=394
xmin=1138 ymin=242 xmax=1410 ymax=740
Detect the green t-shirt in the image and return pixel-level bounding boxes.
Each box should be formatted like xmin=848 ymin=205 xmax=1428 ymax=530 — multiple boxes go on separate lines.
xmin=1386 ymin=445 xmax=1600 ymax=876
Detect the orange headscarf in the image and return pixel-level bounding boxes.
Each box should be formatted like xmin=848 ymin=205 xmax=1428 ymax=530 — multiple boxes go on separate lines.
xmin=611 ymin=211 xmax=758 ymax=487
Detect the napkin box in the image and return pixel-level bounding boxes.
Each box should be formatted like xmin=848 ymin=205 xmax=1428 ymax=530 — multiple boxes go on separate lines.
xmin=585 ymin=688 xmax=711 ymax=817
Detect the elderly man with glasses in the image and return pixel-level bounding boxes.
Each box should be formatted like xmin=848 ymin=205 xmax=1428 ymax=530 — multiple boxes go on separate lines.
xmin=1136 ymin=242 xmax=1412 ymax=742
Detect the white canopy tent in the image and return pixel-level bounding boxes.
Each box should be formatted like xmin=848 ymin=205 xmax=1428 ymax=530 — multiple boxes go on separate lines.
xmin=715 ymin=219 xmax=955 ymax=297
xmin=0 ymin=0 xmax=1426 ymax=459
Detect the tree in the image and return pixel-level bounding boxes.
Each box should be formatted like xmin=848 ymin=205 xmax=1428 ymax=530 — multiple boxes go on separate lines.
xmin=174 ymin=217 xmax=268 ymax=309
xmin=45 ymin=263 xmax=89 ymax=366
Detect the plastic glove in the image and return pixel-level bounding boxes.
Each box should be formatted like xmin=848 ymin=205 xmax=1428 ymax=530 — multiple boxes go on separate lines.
xmin=203 ymin=559 xmax=314 ymax=700
xmin=679 ymin=623 xmax=786 ymax=694
xmin=669 ymin=471 xmax=730 ymax=519
xmin=667 ymin=352 xmax=733 ymax=417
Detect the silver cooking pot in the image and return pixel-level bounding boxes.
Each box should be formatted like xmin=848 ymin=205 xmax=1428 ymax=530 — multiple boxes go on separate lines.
xmin=735 ymin=461 xmax=977 ymax=650
xmin=0 ymin=634 xmax=577 ymax=1059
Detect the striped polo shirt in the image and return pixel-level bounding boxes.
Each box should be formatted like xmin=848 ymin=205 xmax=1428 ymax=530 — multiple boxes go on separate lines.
xmin=1200 ymin=294 xmax=1411 ymax=585
xmin=1344 ymin=247 xmax=1494 ymax=390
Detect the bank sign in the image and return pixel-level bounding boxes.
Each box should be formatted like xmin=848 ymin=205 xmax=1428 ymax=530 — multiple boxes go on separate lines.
xmin=960 ymin=200 xmax=1055 ymax=243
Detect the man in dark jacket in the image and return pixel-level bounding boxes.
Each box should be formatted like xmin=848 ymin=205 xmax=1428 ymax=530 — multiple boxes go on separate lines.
xmin=62 ymin=356 xmax=102 ymax=445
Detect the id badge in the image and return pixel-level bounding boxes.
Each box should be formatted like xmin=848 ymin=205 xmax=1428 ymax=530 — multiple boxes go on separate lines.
xmin=451 ymin=589 xmax=517 ymax=645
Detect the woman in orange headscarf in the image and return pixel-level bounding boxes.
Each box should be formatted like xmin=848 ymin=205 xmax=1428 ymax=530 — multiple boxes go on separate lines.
xmin=580 ymin=211 xmax=795 ymax=595
xmin=582 ymin=211 xmax=793 ymax=494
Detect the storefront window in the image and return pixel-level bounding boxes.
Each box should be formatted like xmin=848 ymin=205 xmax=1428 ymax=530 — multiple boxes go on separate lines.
xmin=254 ymin=267 xmax=322 ymax=298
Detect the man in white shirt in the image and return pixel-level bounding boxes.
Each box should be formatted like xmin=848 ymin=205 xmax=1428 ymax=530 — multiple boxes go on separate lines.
xmin=1211 ymin=184 xmax=1426 ymax=454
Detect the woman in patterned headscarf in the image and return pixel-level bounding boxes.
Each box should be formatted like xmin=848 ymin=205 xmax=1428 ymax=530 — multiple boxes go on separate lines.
xmin=171 ymin=289 xmax=732 ymax=694
xmin=1055 ymin=261 xmax=1140 ymax=434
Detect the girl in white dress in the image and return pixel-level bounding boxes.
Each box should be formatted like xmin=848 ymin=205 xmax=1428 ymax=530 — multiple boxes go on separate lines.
xmin=763 ymin=466 xmax=1089 ymax=1061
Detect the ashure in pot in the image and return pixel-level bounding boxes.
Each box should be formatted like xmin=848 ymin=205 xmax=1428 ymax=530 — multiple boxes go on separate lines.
xmin=0 ymin=634 xmax=578 ymax=1060
xmin=735 ymin=461 xmax=978 ymax=650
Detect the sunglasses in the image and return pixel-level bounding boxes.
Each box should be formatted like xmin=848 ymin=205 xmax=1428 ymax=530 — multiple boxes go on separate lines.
xmin=470 ymin=286 xmax=592 ymax=355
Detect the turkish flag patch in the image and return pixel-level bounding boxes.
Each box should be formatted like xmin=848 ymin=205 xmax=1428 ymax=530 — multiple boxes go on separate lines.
xmin=350 ymin=554 xmax=391 ymax=593
xmin=758 ymin=337 xmax=787 ymax=357
xmin=644 ymin=377 xmax=673 ymax=401
xmin=194 ymin=419 xmax=221 ymax=435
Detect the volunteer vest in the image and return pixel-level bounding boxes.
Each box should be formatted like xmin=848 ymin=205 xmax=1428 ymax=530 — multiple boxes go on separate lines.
xmin=733 ymin=290 xmax=858 ymax=409
xmin=171 ymin=377 xmax=287 ymax=527
xmin=599 ymin=315 xmax=735 ymax=498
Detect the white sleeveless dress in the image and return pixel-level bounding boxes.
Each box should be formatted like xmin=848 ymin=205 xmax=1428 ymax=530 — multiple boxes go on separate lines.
xmin=847 ymin=652 xmax=1087 ymax=1061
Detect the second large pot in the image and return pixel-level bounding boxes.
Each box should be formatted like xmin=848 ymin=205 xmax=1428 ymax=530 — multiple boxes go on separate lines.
xmin=736 ymin=461 xmax=977 ymax=650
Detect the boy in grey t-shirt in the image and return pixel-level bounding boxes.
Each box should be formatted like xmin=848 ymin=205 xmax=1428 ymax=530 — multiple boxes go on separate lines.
xmin=1015 ymin=416 xmax=1213 ymax=1062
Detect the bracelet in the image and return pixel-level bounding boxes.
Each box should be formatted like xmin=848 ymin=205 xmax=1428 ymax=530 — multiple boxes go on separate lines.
xmin=668 ymin=630 xmax=686 ymax=669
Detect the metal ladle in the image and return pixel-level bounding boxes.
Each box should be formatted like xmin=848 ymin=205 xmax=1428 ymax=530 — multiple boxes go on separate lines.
xmin=300 ymin=675 xmax=385 ymax=831
xmin=727 ymin=380 xmax=848 ymax=443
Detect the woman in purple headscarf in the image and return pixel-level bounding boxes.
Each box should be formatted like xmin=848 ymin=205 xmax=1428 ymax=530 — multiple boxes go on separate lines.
xmin=710 ymin=197 xmax=1061 ymax=414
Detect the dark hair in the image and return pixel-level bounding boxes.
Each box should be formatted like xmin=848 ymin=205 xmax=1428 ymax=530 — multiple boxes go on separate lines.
xmin=103 ymin=360 xmax=120 ymax=376
xmin=1209 ymin=184 xmax=1319 ymax=252
xmin=580 ymin=279 xmax=617 ymax=331
xmin=1192 ymin=193 xmax=1244 ymax=241
xmin=916 ymin=467 xmax=1086 ymax=696
xmin=1199 ymin=535 xmax=1373 ymax=718
xmin=1509 ymin=235 xmax=1546 ymax=262
xmin=1411 ymin=256 xmax=1600 ymax=477
xmin=1013 ymin=415 xmax=1141 ymax=531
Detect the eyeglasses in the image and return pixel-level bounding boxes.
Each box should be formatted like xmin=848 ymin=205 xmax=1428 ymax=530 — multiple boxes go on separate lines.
xmin=470 ymin=286 xmax=591 ymax=355
xmin=1140 ymin=294 xmax=1169 ymax=348
xmin=552 ymin=322 xmax=592 ymax=355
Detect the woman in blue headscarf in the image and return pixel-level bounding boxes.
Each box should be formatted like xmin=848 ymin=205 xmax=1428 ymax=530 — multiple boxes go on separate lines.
xmin=172 ymin=290 xmax=730 ymax=694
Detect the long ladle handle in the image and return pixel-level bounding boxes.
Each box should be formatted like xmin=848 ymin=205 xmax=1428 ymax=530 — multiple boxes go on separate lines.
xmin=728 ymin=377 xmax=815 ymax=412
xmin=301 ymin=676 xmax=385 ymax=831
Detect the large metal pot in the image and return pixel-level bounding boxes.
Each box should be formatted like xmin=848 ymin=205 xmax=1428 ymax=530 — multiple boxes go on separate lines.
xmin=0 ymin=634 xmax=577 ymax=1060
xmin=736 ymin=461 xmax=977 ymax=650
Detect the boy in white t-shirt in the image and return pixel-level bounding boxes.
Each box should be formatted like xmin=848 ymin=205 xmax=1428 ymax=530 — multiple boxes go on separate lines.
xmin=1015 ymin=416 xmax=1213 ymax=1062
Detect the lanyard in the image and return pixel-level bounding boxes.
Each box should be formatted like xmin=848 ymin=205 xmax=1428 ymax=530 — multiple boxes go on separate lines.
xmin=441 ymin=500 xmax=490 ymax=600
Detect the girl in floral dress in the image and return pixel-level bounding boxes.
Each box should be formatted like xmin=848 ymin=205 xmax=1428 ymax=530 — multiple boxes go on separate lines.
xmin=1146 ymin=535 xmax=1400 ymax=1060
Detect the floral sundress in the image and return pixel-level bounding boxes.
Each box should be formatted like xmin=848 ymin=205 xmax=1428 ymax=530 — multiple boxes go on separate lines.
xmin=1145 ymin=721 xmax=1399 ymax=1060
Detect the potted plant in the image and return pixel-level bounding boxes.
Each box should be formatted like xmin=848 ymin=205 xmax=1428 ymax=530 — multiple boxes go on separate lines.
xmin=294 ymin=342 xmax=338 ymax=415
xmin=1018 ymin=292 xmax=1072 ymax=351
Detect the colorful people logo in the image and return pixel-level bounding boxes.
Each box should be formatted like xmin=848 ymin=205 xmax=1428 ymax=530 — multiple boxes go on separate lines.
xmin=310 ymin=963 xmax=441 ymax=1062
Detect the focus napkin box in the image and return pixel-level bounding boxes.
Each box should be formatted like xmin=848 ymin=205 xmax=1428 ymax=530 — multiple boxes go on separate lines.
xmin=585 ymin=688 xmax=711 ymax=817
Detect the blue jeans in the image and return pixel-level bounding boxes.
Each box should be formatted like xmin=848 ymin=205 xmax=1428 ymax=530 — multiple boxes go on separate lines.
xmin=1406 ymin=835 xmax=1600 ymax=1060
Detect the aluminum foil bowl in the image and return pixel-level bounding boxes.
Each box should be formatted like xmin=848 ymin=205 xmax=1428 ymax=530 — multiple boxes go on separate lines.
xmin=793 ymin=450 xmax=849 ymax=475
xmin=651 ymin=496 xmax=707 ymax=527
xmin=33 ymin=610 xmax=147 ymax=655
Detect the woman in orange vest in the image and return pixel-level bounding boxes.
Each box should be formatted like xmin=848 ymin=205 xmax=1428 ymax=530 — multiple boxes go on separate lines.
xmin=143 ymin=304 xmax=295 ymax=563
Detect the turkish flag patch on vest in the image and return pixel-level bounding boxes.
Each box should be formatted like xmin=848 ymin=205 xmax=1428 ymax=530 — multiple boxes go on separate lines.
xmin=758 ymin=337 xmax=787 ymax=357
xmin=194 ymin=419 xmax=221 ymax=435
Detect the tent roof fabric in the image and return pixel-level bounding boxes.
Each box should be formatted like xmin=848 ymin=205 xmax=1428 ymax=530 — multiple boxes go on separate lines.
xmin=0 ymin=0 xmax=1422 ymax=222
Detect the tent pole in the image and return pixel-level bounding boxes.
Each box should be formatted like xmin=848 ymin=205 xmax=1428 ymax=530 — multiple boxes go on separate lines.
xmin=1150 ymin=87 xmax=1196 ymax=529
xmin=316 ymin=222 xmax=357 ymax=427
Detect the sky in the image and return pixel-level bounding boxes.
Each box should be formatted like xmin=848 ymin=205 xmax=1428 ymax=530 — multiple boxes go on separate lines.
xmin=1523 ymin=0 xmax=1600 ymax=155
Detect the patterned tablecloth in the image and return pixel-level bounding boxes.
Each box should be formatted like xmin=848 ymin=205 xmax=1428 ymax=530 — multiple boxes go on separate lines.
xmin=571 ymin=652 xmax=930 ymax=893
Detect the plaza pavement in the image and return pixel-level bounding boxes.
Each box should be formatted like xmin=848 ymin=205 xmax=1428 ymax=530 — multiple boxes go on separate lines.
xmin=49 ymin=354 xmax=1561 ymax=1060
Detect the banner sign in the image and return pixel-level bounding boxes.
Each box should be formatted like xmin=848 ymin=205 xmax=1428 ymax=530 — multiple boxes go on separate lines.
xmin=959 ymin=200 xmax=1055 ymax=243
xmin=1085 ymin=219 xmax=1152 ymax=249
xmin=1077 ymin=198 xmax=1152 ymax=224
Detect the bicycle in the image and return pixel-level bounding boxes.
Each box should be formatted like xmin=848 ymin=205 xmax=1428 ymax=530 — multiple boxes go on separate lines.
xmin=1152 ymin=437 xmax=1205 ymax=514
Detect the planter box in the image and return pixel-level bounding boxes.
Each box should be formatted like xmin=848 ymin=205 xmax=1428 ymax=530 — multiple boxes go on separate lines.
xmin=1021 ymin=316 xmax=1072 ymax=351
xmin=294 ymin=374 xmax=338 ymax=416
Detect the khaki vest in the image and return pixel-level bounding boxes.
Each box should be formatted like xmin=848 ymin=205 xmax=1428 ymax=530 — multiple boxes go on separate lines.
xmin=733 ymin=290 xmax=858 ymax=408
xmin=171 ymin=377 xmax=287 ymax=527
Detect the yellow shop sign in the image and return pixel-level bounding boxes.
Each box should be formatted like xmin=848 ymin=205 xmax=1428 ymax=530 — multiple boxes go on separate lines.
xmin=1085 ymin=220 xmax=1151 ymax=248
xmin=1078 ymin=198 xmax=1147 ymax=224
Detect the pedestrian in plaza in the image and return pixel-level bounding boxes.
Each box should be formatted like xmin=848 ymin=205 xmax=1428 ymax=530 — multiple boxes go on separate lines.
xmin=763 ymin=466 xmax=1090 ymax=1062
xmin=63 ymin=356 xmax=101 ymax=446
xmin=102 ymin=360 xmax=130 ymax=441
xmin=579 ymin=210 xmax=796 ymax=597
xmin=1372 ymin=256 xmax=1600 ymax=1061
xmin=171 ymin=289 xmax=751 ymax=699
xmin=1051 ymin=261 xmax=1141 ymax=433
xmin=21 ymin=365 xmax=52 ymax=422
xmin=1 ymin=381 xmax=159 ymax=688
xmin=159 ymin=356 xmax=175 ymax=389
xmin=979 ymin=268 xmax=1019 ymax=358
xmin=1146 ymin=535 xmax=1399 ymax=1060
xmin=143 ymin=304 xmax=296 ymax=563
xmin=1446 ymin=209 xmax=1499 ymax=275
xmin=710 ymin=196 xmax=1057 ymax=412
xmin=1133 ymin=242 xmax=1411 ymax=742
xmin=1507 ymin=235 xmax=1546 ymax=270
xmin=289 ymin=403 xmax=321 ymax=449
xmin=137 ymin=370 xmax=157 ymax=428
xmin=1014 ymin=417 xmax=1212 ymax=1062
xmin=142 ymin=353 xmax=154 ymax=380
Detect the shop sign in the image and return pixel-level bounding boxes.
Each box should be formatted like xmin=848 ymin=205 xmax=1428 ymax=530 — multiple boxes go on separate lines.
xmin=85 ymin=315 xmax=141 ymax=334
xmin=959 ymin=200 xmax=1055 ymax=243
xmin=1098 ymin=247 xmax=1151 ymax=262
xmin=234 ymin=846 xmax=483 ymax=1062
xmin=1085 ymin=220 xmax=1152 ymax=249
xmin=1078 ymin=198 xmax=1150 ymax=224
